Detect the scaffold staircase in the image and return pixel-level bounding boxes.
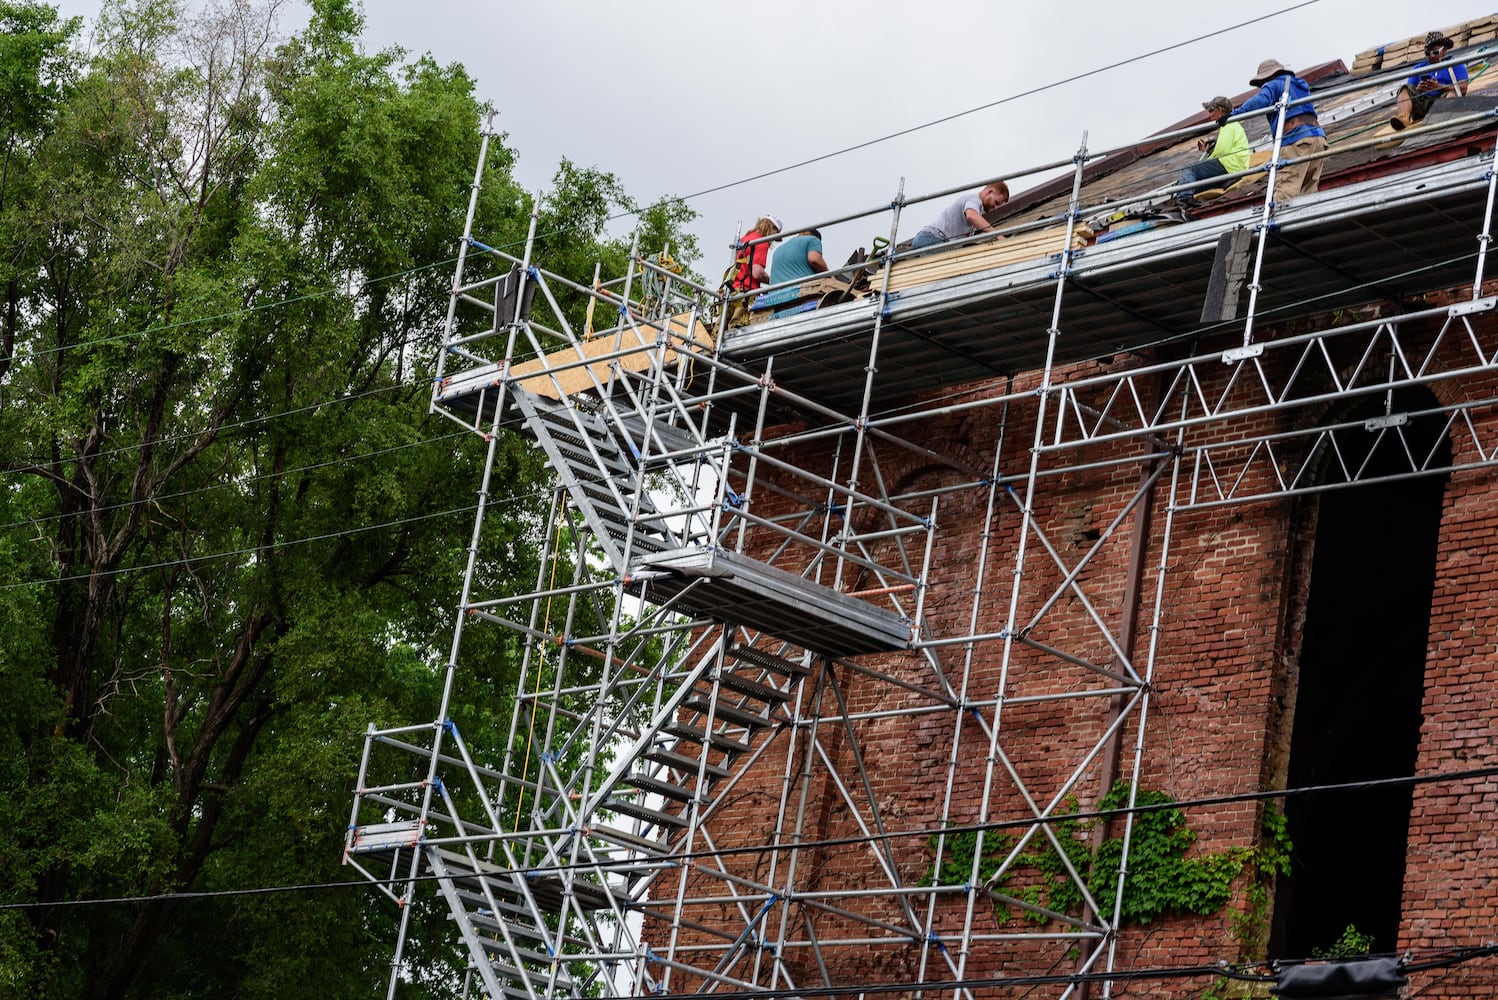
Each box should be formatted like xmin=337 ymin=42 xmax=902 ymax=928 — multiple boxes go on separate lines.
xmin=346 ymin=625 xmax=826 ymax=998
xmin=507 ymin=387 xmax=681 ymax=571
xmin=348 ymin=166 xmax=929 ymax=996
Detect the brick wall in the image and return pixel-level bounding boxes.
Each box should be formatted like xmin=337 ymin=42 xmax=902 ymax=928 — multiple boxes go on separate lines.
xmin=644 ymin=301 xmax=1498 ymax=997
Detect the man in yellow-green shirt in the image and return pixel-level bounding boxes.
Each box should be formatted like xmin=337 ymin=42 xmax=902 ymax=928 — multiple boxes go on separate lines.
xmin=1172 ymin=96 xmax=1250 ymax=206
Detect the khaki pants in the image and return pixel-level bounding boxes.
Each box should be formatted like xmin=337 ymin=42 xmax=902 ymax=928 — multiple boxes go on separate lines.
xmin=1273 ymin=135 xmax=1329 ymax=206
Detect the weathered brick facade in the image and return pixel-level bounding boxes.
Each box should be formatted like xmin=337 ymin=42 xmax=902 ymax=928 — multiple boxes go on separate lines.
xmin=646 ymin=292 xmax=1498 ymax=997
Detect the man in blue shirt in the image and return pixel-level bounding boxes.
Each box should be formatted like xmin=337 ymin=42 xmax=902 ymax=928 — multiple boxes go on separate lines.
xmin=1391 ymin=31 xmax=1468 ymax=131
xmin=770 ymin=228 xmax=829 ymax=285
xmin=1235 ymin=59 xmax=1328 ymax=207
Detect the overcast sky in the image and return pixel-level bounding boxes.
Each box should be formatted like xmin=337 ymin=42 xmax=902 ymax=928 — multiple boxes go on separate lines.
xmin=56 ymin=0 xmax=1496 ymax=274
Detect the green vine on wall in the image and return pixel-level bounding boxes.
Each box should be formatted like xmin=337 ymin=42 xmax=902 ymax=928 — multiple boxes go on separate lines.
xmin=928 ymin=783 xmax=1292 ymax=933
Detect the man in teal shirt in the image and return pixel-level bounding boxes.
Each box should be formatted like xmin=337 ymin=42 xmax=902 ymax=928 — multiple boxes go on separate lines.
xmin=1172 ymin=96 xmax=1251 ymax=206
xmin=769 ymin=228 xmax=829 ymax=285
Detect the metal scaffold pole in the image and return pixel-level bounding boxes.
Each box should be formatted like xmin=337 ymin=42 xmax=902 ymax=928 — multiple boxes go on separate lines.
xmin=346 ymin=77 xmax=1498 ymax=996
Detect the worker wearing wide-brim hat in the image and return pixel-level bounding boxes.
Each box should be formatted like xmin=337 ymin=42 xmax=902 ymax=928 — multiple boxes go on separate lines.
xmin=1233 ymin=59 xmax=1328 ymax=208
xmin=1392 ymin=30 xmax=1469 ymax=131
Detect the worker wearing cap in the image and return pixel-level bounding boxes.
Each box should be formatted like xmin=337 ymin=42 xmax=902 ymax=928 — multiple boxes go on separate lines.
xmin=910 ymin=181 xmax=1010 ymax=250
xmin=1391 ymin=31 xmax=1468 ymax=131
xmin=732 ymin=214 xmax=782 ymax=293
xmin=1171 ymin=96 xmax=1250 ymax=207
xmin=1235 ymin=60 xmax=1328 ymax=206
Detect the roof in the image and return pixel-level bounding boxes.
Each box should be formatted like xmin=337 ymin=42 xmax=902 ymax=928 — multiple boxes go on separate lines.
xmin=717 ymin=21 xmax=1498 ymax=421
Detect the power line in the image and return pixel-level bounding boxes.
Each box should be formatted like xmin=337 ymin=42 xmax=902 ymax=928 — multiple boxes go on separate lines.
xmin=4 ymin=870 xmax=1492 ymax=994
xmin=0 ymin=429 xmax=470 ymax=534
xmin=0 ymin=501 xmax=481 ymax=591
xmin=0 ymin=0 xmax=1326 ymax=379
xmin=621 ymin=1 xmax=1326 ymax=212
xmin=2 ymin=255 xmax=460 ymax=368
xmin=3 ymin=380 xmax=412 ymax=478
xmin=5 ymin=764 xmax=1494 ymax=912
xmin=0 ymin=466 xmax=568 ymax=592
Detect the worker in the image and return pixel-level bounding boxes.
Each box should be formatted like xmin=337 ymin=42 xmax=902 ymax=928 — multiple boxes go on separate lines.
xmin=910 ymin=180 xmax=1010 ymax=249
xmin=732 ymin=214 xmax=782 ymax=294
xmin=1235 ymin=60 xmax=1327 ymax=206
xmin=770 ymin=228 xmax=829 ymax=285
xmin=1171 ymin=96 xmax=1250 ymax=207
xmin=1390 ymin=31 xmax=1468 ymax=131
xmin=724 ymin=214 xmax=781 ymax=327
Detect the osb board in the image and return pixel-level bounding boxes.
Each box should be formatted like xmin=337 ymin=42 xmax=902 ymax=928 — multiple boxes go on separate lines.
xmin=510 ymin=312 xmax=714 ymax=400
xmin=1352 ymin=14 xmax=1498 ymax=72
xmin=875 ymin=225 xmax=1089 ymax=294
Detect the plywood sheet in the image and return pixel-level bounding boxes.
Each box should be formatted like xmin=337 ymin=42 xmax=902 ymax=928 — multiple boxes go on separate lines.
xmin=510 ymin=313 xmax=714 ymax=400
xmin=872 ymin=224 xmax=1091 ymax=294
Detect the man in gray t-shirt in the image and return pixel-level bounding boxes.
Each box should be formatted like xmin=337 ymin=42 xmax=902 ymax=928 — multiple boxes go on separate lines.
xmin=912 ymin=180 xmax=1009 ymax=249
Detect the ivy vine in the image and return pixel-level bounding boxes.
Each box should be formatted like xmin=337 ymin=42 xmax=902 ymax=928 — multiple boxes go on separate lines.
xmin=928 ymin=782 xmax=1292 ymax=933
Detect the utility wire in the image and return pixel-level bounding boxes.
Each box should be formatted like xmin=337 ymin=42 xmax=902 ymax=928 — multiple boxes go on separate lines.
xmin=0 ymin=0 xmax=1326 ymax=375
xmin=375 ymin=764 xmax=1498 ymax=884
xmin=2 ymin=254 xmax=460 ymax=368
xmin=0 ymin=466 xmax=565 ymax=591
xmin=0 ymin=429 xmax=471 ymax=533
xmin=4 ymin=380 xmax=413 ymax=477
xmin=2 ymin=864 xmax=1494 ymax=993
xmin=5 ymin=764 xmax=1495 ymax=911
xmin=659 ymin=0 xmax=1326 ymax=208
xmin=0 ymin=501 xmax=481 ymax=591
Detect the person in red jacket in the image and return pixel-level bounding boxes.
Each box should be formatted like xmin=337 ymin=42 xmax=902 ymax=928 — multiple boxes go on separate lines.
xmin=732 ymin=214 xmax=782 ymax=293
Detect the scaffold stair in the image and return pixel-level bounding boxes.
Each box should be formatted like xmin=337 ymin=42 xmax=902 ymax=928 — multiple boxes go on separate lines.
xmin=507 ymin=387 xmax=680 ymax=572
xmin=428 ymin=846 xmax=614 ymax=1000
xmin=595 ymin=641 xmax=809 ymax=853
xmin=506 ymin=385 xmax=912 ymax=657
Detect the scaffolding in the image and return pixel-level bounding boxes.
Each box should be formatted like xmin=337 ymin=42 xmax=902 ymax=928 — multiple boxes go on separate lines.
xmin=346 ymin=53 xmax=1498 ymax=999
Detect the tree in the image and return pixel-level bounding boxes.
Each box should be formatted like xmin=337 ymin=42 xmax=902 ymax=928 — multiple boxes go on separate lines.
xmin=0 ymin=0 xmax=700 ymax=990
xmin=0 ymin=0 xmax=530 ymax=995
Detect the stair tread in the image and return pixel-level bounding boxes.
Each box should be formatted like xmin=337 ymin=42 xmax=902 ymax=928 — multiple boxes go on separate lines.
xmin=715 ymin=671 xmax=792 ymax=703
xmin=642 ymin=746 xmax=731 ymax=779
xmin=681 ymin=696 xmax=774 ymax=730
xmin=620 ymin=772 xmax=699 ymax=803
xmin=664 ymin=721 xmax=752 ymax=755
xmin=603 ymin=797 xmax=689 ymax=829
xmin=726 ymin=644 xmax=813 ymax=677
xmin=588 ymin=823 xmax=672 ymax=854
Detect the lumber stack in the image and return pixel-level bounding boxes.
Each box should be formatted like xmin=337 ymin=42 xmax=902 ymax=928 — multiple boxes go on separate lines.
xmin=873 ymin=224 xmax=1092 ymax=295
xmin=510 ymin=312 xmax=714 ymax=400
xmin=1352 ymin=14 xmax=1498 ymax=74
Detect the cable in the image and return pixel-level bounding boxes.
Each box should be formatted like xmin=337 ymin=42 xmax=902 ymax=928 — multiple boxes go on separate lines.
xmin=3 ymin=382 xmax=413 ymax=477
xmin=0 ymin=429 xmax=470 ymax=534
xmin=2 ymin=254 xmax=460 ymax=368
xmin=6 ymin=764 xmax=1493 ymax=912
xmin=218 ymin=1 xmax=1330 ymax=274
xmin=662 ymin=1 xmax=1327 ymax=210
xmin=2 ymin=876 xmax=1494 ymax=997
xmin=1 ymin=0 xmax=1331 ymax=375
xmin=464 ymin=764 xmax=1498 ymax=882
xmin=0 ymin=459 xmax=574 ymax=591
xmin=0 ymin=500 xmax=482 ymax=591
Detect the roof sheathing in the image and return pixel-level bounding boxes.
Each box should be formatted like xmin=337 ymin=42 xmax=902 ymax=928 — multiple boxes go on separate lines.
xmin=719 ymin=32 xmax=1498 ymax=422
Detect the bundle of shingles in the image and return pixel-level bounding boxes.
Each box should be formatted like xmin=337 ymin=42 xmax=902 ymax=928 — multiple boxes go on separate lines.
xmin=1350 ymin=14 xmax=1498 ymax=74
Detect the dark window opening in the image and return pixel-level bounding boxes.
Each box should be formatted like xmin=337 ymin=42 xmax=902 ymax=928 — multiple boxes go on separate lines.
xmin=1270 ymin=388 xmax=1449 ymax=960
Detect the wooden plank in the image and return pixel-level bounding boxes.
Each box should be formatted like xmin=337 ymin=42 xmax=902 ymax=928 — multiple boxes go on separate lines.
xmin=510 ymin=313 xmax=714 ymax=400
xmin=876 ymin=224 xmax=1088 ymax=294
xmin=1195 ymin=149 xmax=1274 ymax=203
